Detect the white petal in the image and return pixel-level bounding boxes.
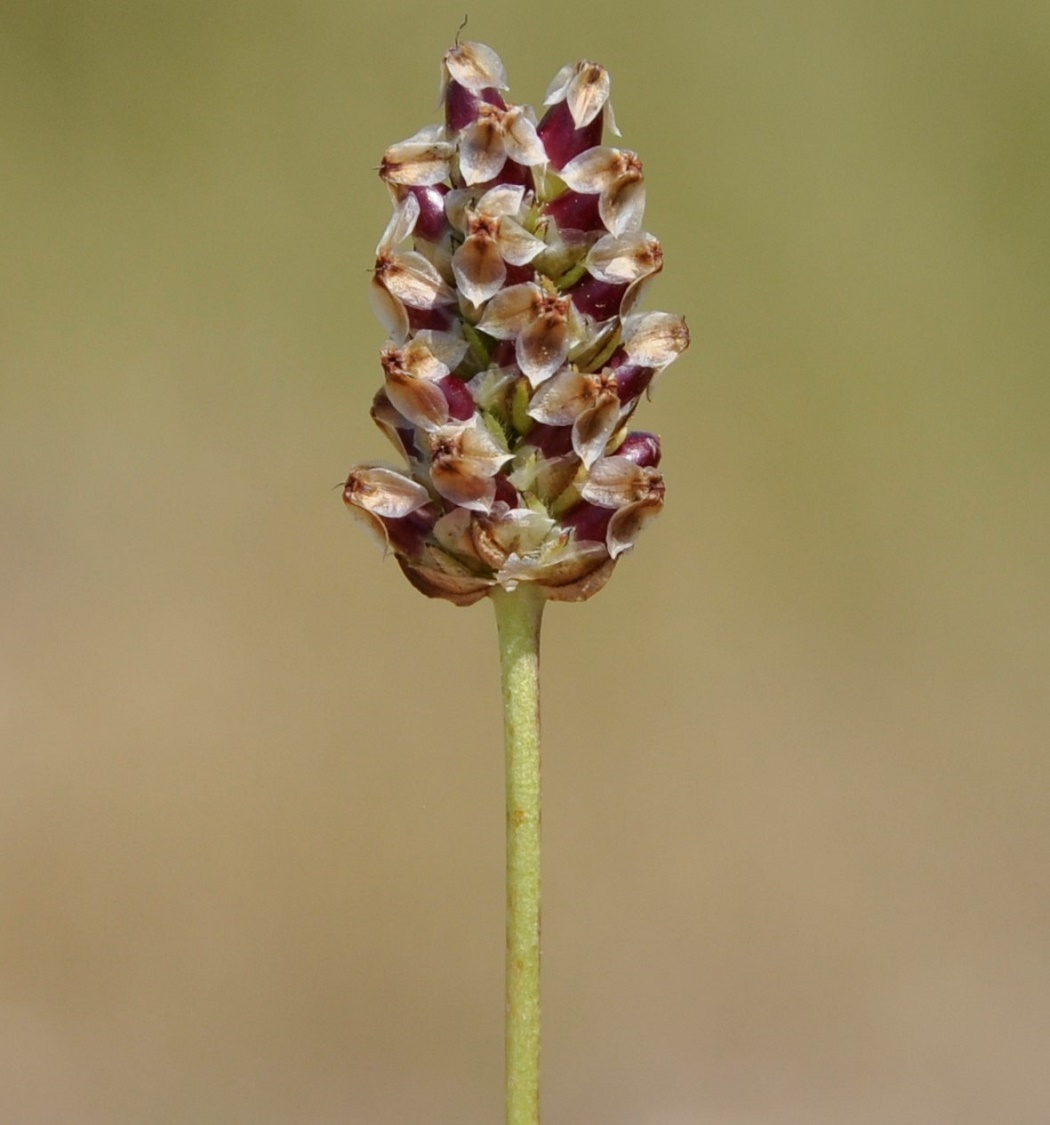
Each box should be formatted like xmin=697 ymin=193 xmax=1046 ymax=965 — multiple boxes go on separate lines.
xmin=585 ymin=232 xmax=663 ymax=284
xmin=566 ymin=64 xmax=610 ymax=128
xmin=444 ymin=187 xmax=473 ymax=233
xmin=444 ymin=41 xmax=508 ymax=91
xmin=607 ymin=497 xmax=663 ymax=558
xmin=580 ymin=456 xmax=654 ymax=508
xmin=527 ymin=368 xmax=590 ymax=424
xmin=459 ymin=118 xmax=507 ymax=186
xmin=571 ymin=399 xmax=621 ymax=468
xmin=344 ymin=466 xmax=430 ymax=519
xmin=381 ymin=134 xmax=456 ymax=186
xmin=559 ymin=146 xmax=621 ymax=193
xmin=385 ymin=369 xmax=449 ymax=431
xmin=375 ymin=194 xmax=420 ymax=254
xmin=369 ymin=275 xmax=409 ymax=340
xmin=517 ymin=320 xmax=568 ymax=387
xmin=452 ymin=236 xmax=507 ymax=306
xmin=467 ymin=364 xmax=518 ymax=409
xmin=379 ymin=250 xmax=456 ymax=308
xmin=413 ymin=329 xmax=469 ymax=372
xmin=600 ymin=178 xmax=646 ymax=235
xmin=622 ymin=312 xmax=690 ymax=369
xmin=476 ymin=282 xmax=542 ymax=338
xmin=458 ymin=419 xmax=512 ymax=468
xmin=400 ymin=337 xmax=452 ymax=381
xmin=497 ymin=219 xmax=546 ymax=267
xmin=502 ymin=107 xmax=548 ymax=167
xmin=477 ymin=183 xmax=526 ymax=218
xmin=543 ymin=62 xmax=576 ymax=106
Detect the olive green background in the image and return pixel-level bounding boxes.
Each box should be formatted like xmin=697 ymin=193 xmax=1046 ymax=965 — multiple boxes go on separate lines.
xmin=2 ymin=2 xmax=1048 ymax=1122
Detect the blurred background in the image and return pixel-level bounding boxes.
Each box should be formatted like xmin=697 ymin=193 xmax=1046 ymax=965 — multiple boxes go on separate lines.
xmin=2 ymin=2 xmax=1048 ymax=1122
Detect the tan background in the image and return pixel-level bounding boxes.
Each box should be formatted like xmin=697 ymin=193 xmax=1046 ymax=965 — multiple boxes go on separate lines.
xmin=2 ymin=2 xmax=1048 ymax=1122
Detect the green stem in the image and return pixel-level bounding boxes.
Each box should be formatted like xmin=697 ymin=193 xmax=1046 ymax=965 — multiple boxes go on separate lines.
xmin=492 ymin=583 xmax=545 ymax=1125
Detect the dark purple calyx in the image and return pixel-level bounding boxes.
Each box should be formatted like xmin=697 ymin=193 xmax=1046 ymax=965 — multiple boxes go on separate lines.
xmin=606 ymin=350 xmax=654 ymax=402
xmin=525 ymin=423 xmax=574 ymax=458
xmin=546 ymin=189 xmax=603 ymax=234
xmin=439 ymin=375 xmax=476 ymax=421
xmin=491 ymin=340 xmax=518 ymax=366
xmin=477 ymin=158 xmax=532 ymax=191
xmin=537 ymin=100 xmax=604 ymax=170
xmin=407 ymin=306 xmax=454 ymax=333
xmin=562 ymin=501 xmax=613 ymax=544
xmin=407 ymin=184 xmax=450 ymax=242
xmin=446 ymin=84 xmax=507 ymax=132
xmin=568 ymin=273 xmax=627 ymax=321
xmin=613 ymin=431 xmax=661 ymax=467
xmin=385 ymin=505 xmax=436 ymax=557
xmin=493 ymin=474 xmax=520 ymax=507
xmin=503 ymin=261 xmax=535 ymax=288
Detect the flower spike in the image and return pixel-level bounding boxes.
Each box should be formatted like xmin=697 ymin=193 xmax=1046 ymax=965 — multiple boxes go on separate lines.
xmin=343 ymin=40 xmax=689 ymax=603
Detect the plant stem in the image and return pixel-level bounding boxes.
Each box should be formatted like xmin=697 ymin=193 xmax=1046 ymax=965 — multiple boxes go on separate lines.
xmin=492 ymin=583 xmax=545 ymax=1125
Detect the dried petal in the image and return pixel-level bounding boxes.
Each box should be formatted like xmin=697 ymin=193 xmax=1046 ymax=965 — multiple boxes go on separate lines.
xmin=459 ymin=105 xmax=546 ymax=186
xmin=501 ymin=106 xmax=547 ymax=167
xmin=343 ymin=465 xmax=431 ymax=519
xmin=428 ymin=420 xmax=512 ymax=512
xmin=369 ymin=274 xmax=410 ymax=341
xmin=526 ymin=367 xmax=592 ymax=424
xmin=449 ymin=186 xmax=544 ymax=306
xmin=452 ymin=235 xmax=507 ymax=306
xmin=380 ymin=126 xmax=456 ymax=186
xmin=599 ymin=176 xmax=645 ymax=235
xmin=560 ymin=147 xmax=645 ymax=234
xmin=477 ymin=182 xmax=527 ymax=217
xmin=622 ymin=311 xmax=690 ymax=369
xmin=444 ymin=41 xmax=509 ymax=92
xmin=545 ymin=61 xmax=611 ymax=129
xmin=375 ymin=193 xmax=420 ymax=254
xmin=381 ymin=335 xmax=463 ymax=430
xmin=607 ymin=496 xmax=663 ymax=558
xmin=586 ymin=231 xmax=663 ymax=284
xmin=478 ymin=283 xmax=579 ymax=386
xmin=460 ymin=110 xmax=509 ymax=185
xmin=476 ymin=281 xmax=542 ymax=337
xmin=580 ymin=455 xmax=664 ymax=508
xmin=497 ymin=537 xmax=609 ymax=591
xmin=571 ymin=395 xmax=621 ymax=468
xmin=559 ymin=146 xmax=623 ymax=192
xmin=472 ymin=506 xmax=557 ymax=568
xmin=497 ymin=219 xmax=545 ymax=266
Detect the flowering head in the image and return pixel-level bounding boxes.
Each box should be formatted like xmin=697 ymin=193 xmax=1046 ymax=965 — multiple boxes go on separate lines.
xmin=344 ymin=41 xmax=689 ymax=605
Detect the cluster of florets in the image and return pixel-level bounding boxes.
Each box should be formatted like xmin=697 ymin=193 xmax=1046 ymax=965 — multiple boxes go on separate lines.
xmin=343 ymin=40 xmax=689 ymax=605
